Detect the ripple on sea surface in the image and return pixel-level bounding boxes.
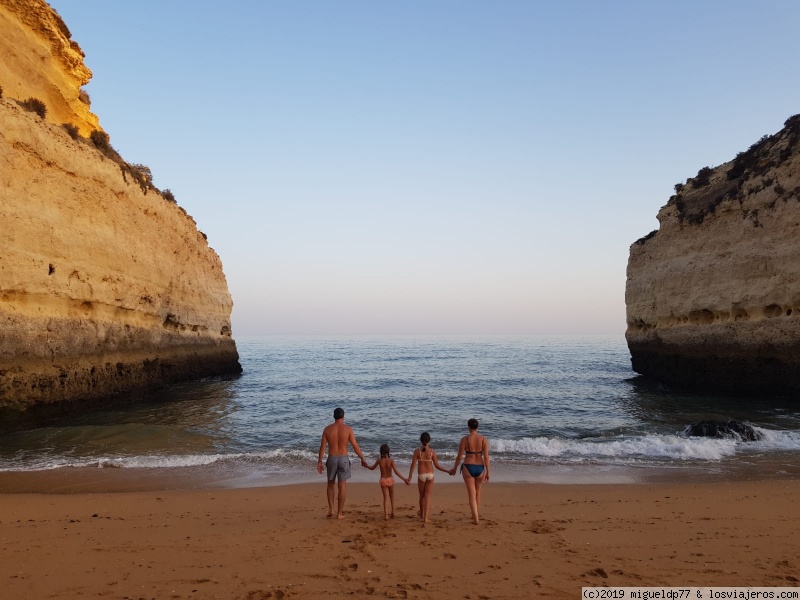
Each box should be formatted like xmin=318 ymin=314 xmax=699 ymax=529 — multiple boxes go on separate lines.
xmin=1 ymin=335 xmax=799 ymax=487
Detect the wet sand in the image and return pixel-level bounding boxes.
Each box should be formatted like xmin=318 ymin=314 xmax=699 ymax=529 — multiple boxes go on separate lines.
xmin=1 ymin=480 xmax=799 ymax=599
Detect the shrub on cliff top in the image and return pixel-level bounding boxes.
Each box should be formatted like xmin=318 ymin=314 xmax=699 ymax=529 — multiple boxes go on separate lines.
xmin=727 ymin=134 xmax=772 ymax=181
xmin=161 ymin=189 xmax=176 ymax=203
xmin=90 ymin=130 xmax=110 ymax=149
xmin=691 ymin=166 xmax=713 ymax=188
xmin=129 ymin=163 xmax=153 ymax=185
xmin=123 ymin=163 xmax=154 ymax=194
xmin=19 ymin=97 xmax=47 ymax=119
xmin=89 ymin=130 xmax=123 ymax=162
xmin=634 ymin=229 xmax=658 ymax=246
xmin=61 ymin=123 xmax=80 ymax=140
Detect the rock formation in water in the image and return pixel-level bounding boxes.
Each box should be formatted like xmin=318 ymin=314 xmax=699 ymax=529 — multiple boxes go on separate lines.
xmin=685 ymin=420 xmax=761 ymax=442
xmin=0 ymin=0 xmax=241 ymax=411
xmin=626 ymin=115 xmax=800 ymax=395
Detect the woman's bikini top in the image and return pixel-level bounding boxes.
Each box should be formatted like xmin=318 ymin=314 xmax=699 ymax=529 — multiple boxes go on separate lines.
xmin=464 ymin=436 xmax=485 ymax=455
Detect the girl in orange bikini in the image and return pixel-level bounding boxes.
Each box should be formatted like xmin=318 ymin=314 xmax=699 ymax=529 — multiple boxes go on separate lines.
xmin=407 ymin=432 xmax=449 ymax=525
xmin=367 ymin=443 xmax=409 ymax=520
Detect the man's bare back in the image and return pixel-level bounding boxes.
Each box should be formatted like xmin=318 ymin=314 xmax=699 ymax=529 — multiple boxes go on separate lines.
xmin=322 ymin=421 xmax=357 ymax=456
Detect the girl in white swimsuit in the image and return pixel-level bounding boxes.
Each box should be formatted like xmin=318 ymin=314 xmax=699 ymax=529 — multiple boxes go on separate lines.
xmin=407 ymin=432 xmax=449 ymax=525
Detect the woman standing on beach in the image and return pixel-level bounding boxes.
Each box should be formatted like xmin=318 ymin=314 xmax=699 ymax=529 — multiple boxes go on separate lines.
xmin=450 ymin=418 xmax=490 ymax=525
xmin=408 ymin=432 xmax=449 ymax=525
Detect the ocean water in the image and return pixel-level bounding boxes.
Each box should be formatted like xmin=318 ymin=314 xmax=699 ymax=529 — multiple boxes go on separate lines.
xmin=1 ymin=335 xmax=800 ymax=489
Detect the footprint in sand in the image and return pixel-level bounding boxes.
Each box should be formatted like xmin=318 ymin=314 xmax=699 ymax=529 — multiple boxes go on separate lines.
xmin=243 ymin=590 xmax=286 ymax=600
xmin=584 ymin=567 xmax=608 ymax=579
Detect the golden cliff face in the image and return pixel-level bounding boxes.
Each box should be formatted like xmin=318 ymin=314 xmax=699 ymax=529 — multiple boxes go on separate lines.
xmin=0 ymin=1 xmax=240 ymax=410
xmin=626 ymin=115 xmax=800 ymax=394
xmin=0 ymin=0 xmax=99 ymax=136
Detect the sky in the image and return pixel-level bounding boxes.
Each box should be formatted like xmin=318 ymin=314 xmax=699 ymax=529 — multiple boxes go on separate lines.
xmin=49 ymin=1 xmax=800 ymax=336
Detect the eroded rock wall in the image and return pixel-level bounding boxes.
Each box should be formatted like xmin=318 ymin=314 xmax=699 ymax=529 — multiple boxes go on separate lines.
xmin=626 ymin=115 xmax=800 ymax=394
xmin=0 ymin=0 xmax=100 ymax=136
xmin=1 ymin=0 xmax=241 ymax=412
xmin=0 ymin=95 xmax=240 ymax=410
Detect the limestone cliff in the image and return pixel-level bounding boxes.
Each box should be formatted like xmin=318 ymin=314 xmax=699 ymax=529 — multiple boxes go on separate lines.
xmin=0 ymin=1 xmax=240 ymax=411
xmin=0 ymin=0 xmax=100 ymax=136
xmin=626 ymin=115 xmax=800 ymax=394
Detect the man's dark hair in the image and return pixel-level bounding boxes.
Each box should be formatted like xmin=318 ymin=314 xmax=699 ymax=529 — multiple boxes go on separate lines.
xmin=333 ymin=407 xmax=345 ymax=420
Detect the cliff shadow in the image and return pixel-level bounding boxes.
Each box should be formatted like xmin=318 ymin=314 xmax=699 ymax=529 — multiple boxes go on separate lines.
xmin=621 ymin=375 xmax=800 ymax=429
xmin=0 ymin=372 xmax=242 ymax=435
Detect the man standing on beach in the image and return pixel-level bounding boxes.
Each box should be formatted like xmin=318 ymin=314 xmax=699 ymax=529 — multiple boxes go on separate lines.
xmin=317 ymin=407 xmax=367 ymax=519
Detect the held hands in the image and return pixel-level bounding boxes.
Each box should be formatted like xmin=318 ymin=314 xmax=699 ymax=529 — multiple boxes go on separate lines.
xmin=404 ymin=477 xmax=410 ymax=485
xmin=360 ymin=457 xmax=369 ymax=468
xmin=449 ymin=467 xmax=456 ymax=476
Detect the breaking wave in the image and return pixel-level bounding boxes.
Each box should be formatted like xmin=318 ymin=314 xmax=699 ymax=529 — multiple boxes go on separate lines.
xmin=491 ymin=427 xmax=800 ymax=462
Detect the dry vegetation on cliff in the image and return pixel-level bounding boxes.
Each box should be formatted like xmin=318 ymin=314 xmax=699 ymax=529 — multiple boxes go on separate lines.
xmin=84 ymin=128 xmax=178 ymax=202
xmin=633 ymin=114 xmax=800 ymax=246
xmin=667 ymin=114 xmax=800 ymax=227
xmin=3 ymin=90 xmax=182 ymax=205
xmin=18 ymin=96 xmax=47 ymax=118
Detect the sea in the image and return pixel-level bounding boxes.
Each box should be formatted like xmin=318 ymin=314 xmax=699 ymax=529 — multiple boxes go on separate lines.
xmin=1 ymin=334 xmax=800 ymax=492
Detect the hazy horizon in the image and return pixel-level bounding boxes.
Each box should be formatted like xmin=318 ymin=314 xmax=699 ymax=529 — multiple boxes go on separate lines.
xmin=49 ymin=1 xmax=800 ymax=336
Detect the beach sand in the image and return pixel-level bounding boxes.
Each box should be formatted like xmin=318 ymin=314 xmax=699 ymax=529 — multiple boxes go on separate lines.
xmin=1 ymin=480 xmax=799 ymax=599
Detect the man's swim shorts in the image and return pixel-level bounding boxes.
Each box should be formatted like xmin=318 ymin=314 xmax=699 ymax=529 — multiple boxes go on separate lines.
xmin=325 ymin=455 xmax=352 ymax=481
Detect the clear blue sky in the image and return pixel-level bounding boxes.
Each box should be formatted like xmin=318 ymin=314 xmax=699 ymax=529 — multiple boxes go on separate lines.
xmin=50 ymin=1 xmax=800 ymax=336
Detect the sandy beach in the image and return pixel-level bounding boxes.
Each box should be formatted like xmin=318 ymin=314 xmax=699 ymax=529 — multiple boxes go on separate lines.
xmin=1 ymin=479 xmax=799 ymax=599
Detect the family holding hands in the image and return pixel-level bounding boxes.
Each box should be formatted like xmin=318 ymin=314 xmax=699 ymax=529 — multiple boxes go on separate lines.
xmin=317 ymin=408 xmax=490 ymax=525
